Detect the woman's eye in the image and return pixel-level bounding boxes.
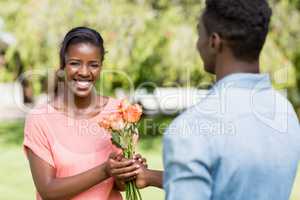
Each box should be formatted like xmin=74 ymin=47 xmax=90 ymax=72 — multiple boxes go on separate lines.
xmin=90 ymin=64 xmax=99 ymax=68
xmin=70 ymin=62 xmax=80 ymax=66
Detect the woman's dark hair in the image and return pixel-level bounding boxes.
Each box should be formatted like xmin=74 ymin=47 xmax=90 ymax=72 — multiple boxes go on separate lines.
xmin=59 ymin=26 xmax=105 ymax=69
xmin=202 ymin=0 xmax=272 ymax=62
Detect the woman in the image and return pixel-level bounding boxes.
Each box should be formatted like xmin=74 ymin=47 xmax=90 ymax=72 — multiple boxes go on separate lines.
xmin=23 ymin=27 xmax=145 ymax=200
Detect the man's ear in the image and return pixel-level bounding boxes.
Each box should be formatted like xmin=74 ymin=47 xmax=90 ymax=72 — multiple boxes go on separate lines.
xmin=208 ymin=33 xmax=222 ymax=53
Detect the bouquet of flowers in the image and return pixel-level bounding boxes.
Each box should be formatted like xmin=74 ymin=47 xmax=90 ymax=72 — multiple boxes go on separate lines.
xmin=99 ymin=99 xmax=143 ymax=200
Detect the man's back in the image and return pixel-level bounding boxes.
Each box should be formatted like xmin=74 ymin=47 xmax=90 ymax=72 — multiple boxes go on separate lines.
xmin=163 ymin=73 xmax=300 ymax=200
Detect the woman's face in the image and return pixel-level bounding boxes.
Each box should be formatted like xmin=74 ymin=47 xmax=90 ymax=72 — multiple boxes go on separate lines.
xmin=64 ymin=43 xmax=102 ymax=98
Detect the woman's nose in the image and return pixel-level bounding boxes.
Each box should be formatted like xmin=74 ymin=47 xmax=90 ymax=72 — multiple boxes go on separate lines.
xmin=78 ymin=64 xmax=90 ymax=76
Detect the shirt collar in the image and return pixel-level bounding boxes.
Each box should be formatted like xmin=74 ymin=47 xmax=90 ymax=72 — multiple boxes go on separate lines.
xmin=213 ymin=73 xmax=272 ymax=90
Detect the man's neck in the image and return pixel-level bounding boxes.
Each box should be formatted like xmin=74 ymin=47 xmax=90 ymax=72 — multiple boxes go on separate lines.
xmin=215 ymin=56 xmax=260 ymax=81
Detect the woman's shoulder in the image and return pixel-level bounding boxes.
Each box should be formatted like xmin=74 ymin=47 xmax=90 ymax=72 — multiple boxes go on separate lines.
xmin=25 ymin=103 xmax=54 ymax=122
xmin=29 ymin=102 xmax=53 ymax=114
xmin=23 ymin=103 xmax=52 ymax=138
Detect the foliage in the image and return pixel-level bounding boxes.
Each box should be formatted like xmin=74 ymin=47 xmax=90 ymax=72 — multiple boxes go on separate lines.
xmin=0 ymin=120 xmax=24 ymax=145
xmin=0 ymin=0 xmax=299 ymax=112
xmin=0 ymin=0 xmax=209 ymax=94
xmin=269 ymin=0 xmax=300 ymax=109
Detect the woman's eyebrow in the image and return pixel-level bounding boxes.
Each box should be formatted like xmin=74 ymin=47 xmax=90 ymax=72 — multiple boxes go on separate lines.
xmin=67 ymin=58 xmax=81 ymax=61
xmin=66 ymin=58 xmax=100 ymax=63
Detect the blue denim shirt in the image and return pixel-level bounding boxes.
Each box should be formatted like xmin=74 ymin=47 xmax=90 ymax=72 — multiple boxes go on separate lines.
xmin=163 ymin=73 xmax=300 ymax=200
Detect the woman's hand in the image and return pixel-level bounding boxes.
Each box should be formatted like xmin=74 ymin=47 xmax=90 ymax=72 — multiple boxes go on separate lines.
xmin=106 ymin=153 xmax=140 ymax=181
xmin=106 ymin=153 xmax=163 ymax=190
xmin=106 ymin=153 xmax=141 ymax=191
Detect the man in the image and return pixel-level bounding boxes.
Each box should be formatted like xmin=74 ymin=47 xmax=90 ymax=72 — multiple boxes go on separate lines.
xmin=163 ymin=0 xmax=300 ymax=200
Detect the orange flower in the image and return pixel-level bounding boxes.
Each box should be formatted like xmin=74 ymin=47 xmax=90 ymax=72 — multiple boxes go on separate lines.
xmin=109 ymin=113 xmax=126 ymax=131
xmin=118 ymin=99 xmax=130 ymax=113
xmin=99 ymin=118 xmax=111 ymax=129
xmin=123 ymin=104 xmax=143 ymax=123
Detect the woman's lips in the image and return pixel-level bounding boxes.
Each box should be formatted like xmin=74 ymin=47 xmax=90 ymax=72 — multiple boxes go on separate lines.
xmin=73 ymin=80 xmax=92 ymax=90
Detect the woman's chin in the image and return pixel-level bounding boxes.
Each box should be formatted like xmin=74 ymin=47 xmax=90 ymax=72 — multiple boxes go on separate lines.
xmin=74 ymin=92 xmax=91 ymax=98
xmin=71 ymin=88 xmax=93 ymax=98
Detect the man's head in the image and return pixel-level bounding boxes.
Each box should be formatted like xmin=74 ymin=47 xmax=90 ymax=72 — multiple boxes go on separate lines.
xmin=197 ymin=0 xmax=272 ymax=73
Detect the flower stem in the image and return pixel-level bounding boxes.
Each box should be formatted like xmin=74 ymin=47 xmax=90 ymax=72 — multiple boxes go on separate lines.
xmin=123 ymin=133 xmax=142 ymax=200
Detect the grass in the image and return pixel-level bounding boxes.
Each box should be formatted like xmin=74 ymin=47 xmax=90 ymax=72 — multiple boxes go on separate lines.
xmin=291 ymin=166 xmax=300 ymax=200
xmin=0 ymin=121 xmax=299 ymax=200
xmin=0 ymin=145 xmax=34 ymax=199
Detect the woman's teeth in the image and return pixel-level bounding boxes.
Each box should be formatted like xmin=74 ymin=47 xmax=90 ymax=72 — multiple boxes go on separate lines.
xmin=74 ymin=80 xmax=92 ymax=89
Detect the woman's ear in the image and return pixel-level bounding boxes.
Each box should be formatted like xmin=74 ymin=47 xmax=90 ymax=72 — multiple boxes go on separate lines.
xmin=56 ymin=69 xmax=65 ymax=81
xmin=208 ymin=32 xmax=222 ymax=53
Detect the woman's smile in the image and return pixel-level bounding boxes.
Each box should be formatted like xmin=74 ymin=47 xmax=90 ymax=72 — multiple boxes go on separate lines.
xmin=72 ymin=79 xmax=93 ymax=90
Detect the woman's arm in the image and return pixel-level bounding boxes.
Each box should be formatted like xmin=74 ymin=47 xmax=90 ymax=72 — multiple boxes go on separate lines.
xmin=27 ymin=148 xmax=139 ymax=200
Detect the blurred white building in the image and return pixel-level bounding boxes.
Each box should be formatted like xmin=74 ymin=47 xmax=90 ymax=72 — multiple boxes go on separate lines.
xmin=0 ymin=18 xmax=16 ymax=50
xmin=0 ymin=17 xmax=24 ymax=120
xmin=116 ymin=87 xmax=209 ymax=115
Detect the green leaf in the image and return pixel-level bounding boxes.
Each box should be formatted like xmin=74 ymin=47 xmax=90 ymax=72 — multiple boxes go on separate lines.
xmin=111 ymin=132 xmax=123 ymax=149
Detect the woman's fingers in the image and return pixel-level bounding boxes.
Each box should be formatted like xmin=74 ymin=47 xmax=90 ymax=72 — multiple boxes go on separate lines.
xmin=134 ymin=153 xmax=147 ymax=166
xmin=109 ymin=152 xmax=123 ymax=161
xmin=115 ymin=170 xmax=139 ymax=180
xmin=109 ymin=158 xmax=134 ymax=169
xmin=108 ymin=154 xmax=147 ymax=180
xmin=115 ymin=154 xmax=123 ymax=162
xmin=124 ymin=175 xmax=137 ymax=182
xmin=133 ymin=154 xmax=142 ymax=160
xmin=109 ymin=152 xmax=119 ymax=159
xmin=111 ymin=163 xmax=140 ymax=175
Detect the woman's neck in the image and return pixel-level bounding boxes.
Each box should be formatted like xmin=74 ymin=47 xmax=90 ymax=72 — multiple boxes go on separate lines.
xmin=52 ymin=84 xmax=110 ymax=119
xmin=63 ymin=90 xmax=96 ymax=111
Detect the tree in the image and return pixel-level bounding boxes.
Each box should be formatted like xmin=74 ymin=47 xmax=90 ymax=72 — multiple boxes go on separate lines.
xmin=0 ymin=0 xmax=299 ymax=114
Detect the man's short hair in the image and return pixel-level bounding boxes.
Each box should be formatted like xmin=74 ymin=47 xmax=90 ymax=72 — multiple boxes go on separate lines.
xmin=202 ymin=0 xmax=272 ymax=62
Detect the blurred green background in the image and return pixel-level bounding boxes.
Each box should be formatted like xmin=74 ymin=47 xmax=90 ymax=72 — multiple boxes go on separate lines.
xmin=0 ymin=0 xmax=299 ymax=199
